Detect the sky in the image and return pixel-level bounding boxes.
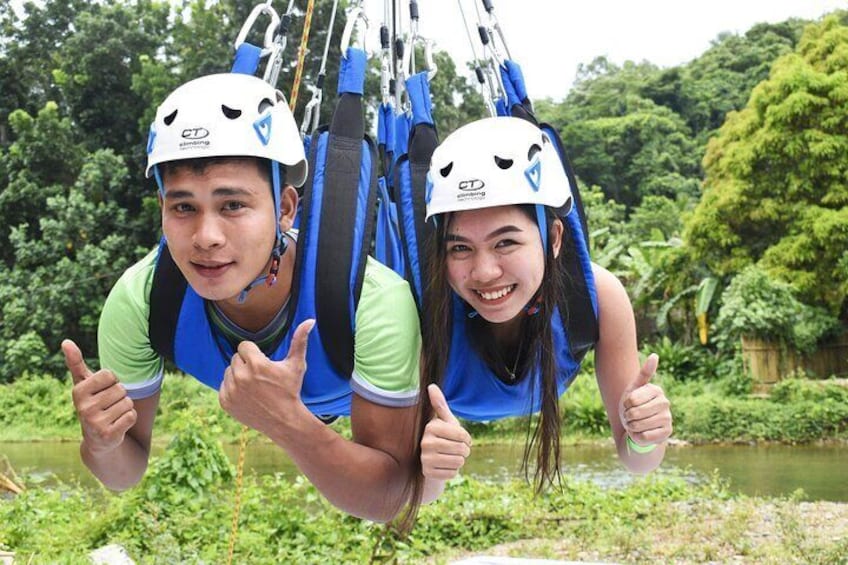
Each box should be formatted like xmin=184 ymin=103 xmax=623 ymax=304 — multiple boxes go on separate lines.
xmin=363 ymin=0 xmax=846 ymax=101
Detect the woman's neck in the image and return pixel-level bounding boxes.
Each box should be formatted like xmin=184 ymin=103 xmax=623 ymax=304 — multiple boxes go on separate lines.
xmin=489 ymin=314 xmax=525 ymax=350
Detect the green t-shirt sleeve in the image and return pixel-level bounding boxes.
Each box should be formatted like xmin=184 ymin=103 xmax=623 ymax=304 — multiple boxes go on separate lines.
xmin=351 ymin=257 xmax=421 ymax=407
xmin=97 ymin=249 xmax=164 ymax=399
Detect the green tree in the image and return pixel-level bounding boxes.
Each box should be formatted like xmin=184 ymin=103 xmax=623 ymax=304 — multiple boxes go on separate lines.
xmin=685 ymin=13 xmax=848 ymax=318
xmin=647 ymin=21 xmax=807 ymax=142
xmin=53 ymin=1 xmax=168 ymax=157
xmin=0 ymin=149 xmax=140 ymax=380
xmin=0 ymin=0 xmax=89 ymax=145
xmin=537 ymin=59 xmax=701 ymax=210
xmin=0 ymin=103 xmax=86 ymax=266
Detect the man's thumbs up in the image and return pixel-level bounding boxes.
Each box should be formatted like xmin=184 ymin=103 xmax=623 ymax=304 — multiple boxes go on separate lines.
xmin=220 ymin=319 xmax=315 ymax=436
xmin=62 ymin=339 xmax=93 ymax=385
xmin=421 ymin=384 xmax=472 ymax=480
xmin=62 ymin=339 xmax=137 ymax=455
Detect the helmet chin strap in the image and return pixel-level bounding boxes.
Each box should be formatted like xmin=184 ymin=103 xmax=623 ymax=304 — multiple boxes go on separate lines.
xmin=237 ymin=161 xmax=287 ymax=304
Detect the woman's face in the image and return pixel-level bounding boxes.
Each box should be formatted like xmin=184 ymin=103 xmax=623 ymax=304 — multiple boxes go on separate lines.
xmin=444 ymin=205 xmax=559 ymax=324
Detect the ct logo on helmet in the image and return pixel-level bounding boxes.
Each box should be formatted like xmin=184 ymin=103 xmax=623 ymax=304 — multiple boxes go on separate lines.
xmin=181 ymin=127 xmax=210 ymax=140
xmin=458 ymin=179 xmax=485 ymax=192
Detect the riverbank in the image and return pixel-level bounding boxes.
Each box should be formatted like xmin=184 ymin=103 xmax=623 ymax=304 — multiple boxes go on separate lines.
xmin=2 ymin=369 xmax=847 ymax=445
xmin=2 ymin=463 xmax=846 ymax=563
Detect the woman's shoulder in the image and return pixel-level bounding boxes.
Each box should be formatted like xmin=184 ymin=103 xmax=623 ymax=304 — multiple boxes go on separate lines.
xmin=590 ymin=262 xmax=634 ymax=321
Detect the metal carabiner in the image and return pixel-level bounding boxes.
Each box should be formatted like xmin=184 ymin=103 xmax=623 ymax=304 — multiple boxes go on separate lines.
xmin=300 ymin=85 xmax=323 ymax=137
xmin=234 ymin=2 xmax=281 ymax=58
xmin=403 ymin=35 xmax=437 ymax=82
xmin=340 ymin=2 xmax=370 ymax=56
xmin=478 ymin=0 xmax=513 ymax=61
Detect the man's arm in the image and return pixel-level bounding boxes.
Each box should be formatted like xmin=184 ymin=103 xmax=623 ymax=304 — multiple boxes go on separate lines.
xmin=63 ymin=340 xmax=159 ymax=490
xmin=219 ymin=321 xmax=418 ymax=522
xmin=273 ymin=393 xmax=418 ymax=521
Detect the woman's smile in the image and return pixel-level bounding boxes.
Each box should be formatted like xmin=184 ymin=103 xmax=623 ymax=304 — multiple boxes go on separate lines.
xmin=474 ymin=283 xmax=517 ymax=303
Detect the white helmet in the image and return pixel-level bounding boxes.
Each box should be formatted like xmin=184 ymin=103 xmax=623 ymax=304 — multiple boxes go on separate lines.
xmin=145 ymin=73 xmax=307 ymax=187
xmin=426 ymin=117 xmax=572 ymax=220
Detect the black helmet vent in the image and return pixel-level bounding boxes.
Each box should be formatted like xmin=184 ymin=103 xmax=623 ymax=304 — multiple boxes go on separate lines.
xmin=221 ymin=105 xmax=242 ymax=119
xmin=494 ymin=156 xmax=513 ymax=170
xmin=258 ymin=98 xmax=275 ymax=114
xmin=163 ymin=109 xmax=178 ymax=126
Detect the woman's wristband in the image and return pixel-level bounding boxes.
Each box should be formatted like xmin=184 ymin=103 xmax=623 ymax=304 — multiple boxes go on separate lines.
xmin=626 ymin=435 xmax=657 ymax=455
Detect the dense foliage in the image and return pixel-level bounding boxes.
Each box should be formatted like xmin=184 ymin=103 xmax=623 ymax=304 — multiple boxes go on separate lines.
xmin=686 ymin=12 xmax=848 ymax=322
xmin=4 ymin=354 xmax=847 ymax=446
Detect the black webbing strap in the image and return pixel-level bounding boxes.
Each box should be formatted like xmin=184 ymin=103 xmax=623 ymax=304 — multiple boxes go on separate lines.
xmin=148 ymin=243 xmax=188 ymax=362
xmin=540 ymin=123 xmax=598 ymax=360
xmin=404 ymin=121 xmax=438 ymax=307
xmin=542 ymin=123 xmax=590 ymax=244
xmin=313 ymin=92 xmax=377 ymax=377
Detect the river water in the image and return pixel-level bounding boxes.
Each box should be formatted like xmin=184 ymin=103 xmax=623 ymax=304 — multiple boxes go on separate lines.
xmin=2 ymin=441 xmax=846 ymax=501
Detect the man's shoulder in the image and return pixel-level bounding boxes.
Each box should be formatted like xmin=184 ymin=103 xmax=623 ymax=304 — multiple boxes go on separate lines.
xmin=108 ymin=248 xmax=159 ymax=305
xmin=362 ymin=256 xmax=410 ymax=291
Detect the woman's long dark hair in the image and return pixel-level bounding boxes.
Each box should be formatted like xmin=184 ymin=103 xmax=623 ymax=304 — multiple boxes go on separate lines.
xmin=402 ymin=205 xmax=569 ymax=529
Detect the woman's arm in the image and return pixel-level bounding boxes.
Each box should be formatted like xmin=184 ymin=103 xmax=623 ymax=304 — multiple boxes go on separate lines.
xmin=591 ymin=264 xmax=672 ymax=474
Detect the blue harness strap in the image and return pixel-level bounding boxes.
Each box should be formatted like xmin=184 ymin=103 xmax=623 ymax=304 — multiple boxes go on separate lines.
xmin=375 ymin=176 xmax=406 ymax=274
xmin=375 ymin=102 xmax=404 ymax=275
xmin=540 ymin=122 xmax=598 ymax=359
xmin=499 ymin=59 xmax=535 ymax=120
xmin=377 ymin=102 xmax=396 ymax=180
xmin=231 ymin=43 xmax=263 ymax=75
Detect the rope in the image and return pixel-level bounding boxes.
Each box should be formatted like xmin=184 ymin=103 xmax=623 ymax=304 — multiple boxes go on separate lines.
xmin=226 ymin=425 xmax=249 ymax=565
xmin=225 ymin=3 xmax=315 ymax=559
xmin=290 ymin=0 xmax=317 ymax=112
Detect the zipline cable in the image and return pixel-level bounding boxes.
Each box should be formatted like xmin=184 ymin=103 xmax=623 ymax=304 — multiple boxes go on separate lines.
xmin=457 ymin=0 xmax=496 ymax=116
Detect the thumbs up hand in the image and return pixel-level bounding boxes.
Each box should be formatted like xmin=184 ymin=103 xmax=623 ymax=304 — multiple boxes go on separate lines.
xmin=219 ymin=319 xmax=315 ymax=434
xmin=62 ymin=339 xmax=137 ymax=455
xmin=420 ymin=384 xmax=472 ymax=480
xmin=618 ymin=353 xmax=672 ymax=449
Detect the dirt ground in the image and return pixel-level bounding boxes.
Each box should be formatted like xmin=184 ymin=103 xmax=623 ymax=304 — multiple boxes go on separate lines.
xmin=432 ymin=501 xmax=848 ymax=564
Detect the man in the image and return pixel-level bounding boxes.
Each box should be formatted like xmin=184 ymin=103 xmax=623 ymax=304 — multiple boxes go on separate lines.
xmin=61 ymin=73 xmax=421 ymax=522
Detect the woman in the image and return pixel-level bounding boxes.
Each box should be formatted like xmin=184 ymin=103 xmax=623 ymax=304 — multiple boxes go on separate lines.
xmin=417 ymin=116 xmax=673 ymax=501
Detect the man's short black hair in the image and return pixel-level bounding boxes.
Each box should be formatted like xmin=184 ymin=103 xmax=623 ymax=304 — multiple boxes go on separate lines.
xmin=158 ymin=156 xmax=274 ymax=185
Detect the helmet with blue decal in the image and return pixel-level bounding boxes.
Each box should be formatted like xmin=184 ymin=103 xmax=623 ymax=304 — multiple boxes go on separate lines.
xmin=146 ymin=73 xmax=307 ymax=301
xmin=426 ymin=117 xmax=572 ymax=221
xmin=145 ymin=73 xmax=307 ymax=187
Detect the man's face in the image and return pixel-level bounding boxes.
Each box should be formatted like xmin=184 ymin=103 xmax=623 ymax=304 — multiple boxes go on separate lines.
xmin=161 ymin=160 xmax=277 ymax=302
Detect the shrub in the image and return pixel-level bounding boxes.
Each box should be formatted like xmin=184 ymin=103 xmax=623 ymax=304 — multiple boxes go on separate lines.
xmin=714 ymin=266 xmax=840 ymax=354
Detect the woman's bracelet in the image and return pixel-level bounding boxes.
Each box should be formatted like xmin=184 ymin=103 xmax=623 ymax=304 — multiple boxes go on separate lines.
xmin=626 ymin=435 xmax=657 ymax=454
